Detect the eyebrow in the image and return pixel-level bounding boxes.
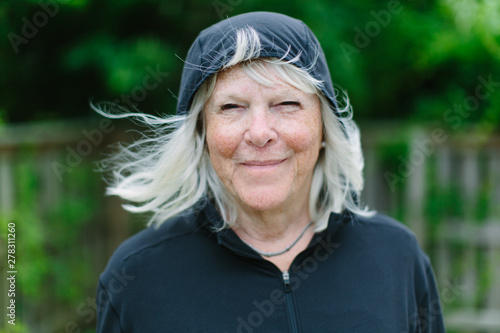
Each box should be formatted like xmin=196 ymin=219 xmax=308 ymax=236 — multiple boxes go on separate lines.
xmin=212 ymin=89 xmax=304 ymax=101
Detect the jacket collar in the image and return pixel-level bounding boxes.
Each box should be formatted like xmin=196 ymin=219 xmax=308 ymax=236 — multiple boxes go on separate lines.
xmin=198 ymin=197 xmax=353 ymax=259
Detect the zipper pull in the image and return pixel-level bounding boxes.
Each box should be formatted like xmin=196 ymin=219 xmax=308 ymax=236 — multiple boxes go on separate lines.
xmin=283 ymin=270 xmax=291 ymax=292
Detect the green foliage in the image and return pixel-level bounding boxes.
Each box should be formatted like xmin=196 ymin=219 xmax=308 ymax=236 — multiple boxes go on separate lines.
xmin=475 ymin=249 xmax=493 ymax=308
xmin=0 ymin=0 xmax=498 ymax=129
xmin=1 ymin=149 xmax=103 ymax=330
xmin=376 ymin=140 xmax=408 ymax=221
xmin=0 ymin=321 xmax=28 ymax=333
xmin=63 ymin=36 xmax=176 ymax=94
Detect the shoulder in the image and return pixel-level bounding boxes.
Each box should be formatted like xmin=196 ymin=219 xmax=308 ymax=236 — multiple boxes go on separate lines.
xmin=350 ymin=212 xmax=419 ymax=242
xmin=353 ymin=212 xmax=418 ymax=240
xmin=339 ymin=212 xmax=430 ymax=266
xmin=99 ymin=210 xmax=205 ymax=282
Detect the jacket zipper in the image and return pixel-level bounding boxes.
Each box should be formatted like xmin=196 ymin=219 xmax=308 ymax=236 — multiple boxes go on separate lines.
xmin=282 ymin=271 xmax=299 ymax=333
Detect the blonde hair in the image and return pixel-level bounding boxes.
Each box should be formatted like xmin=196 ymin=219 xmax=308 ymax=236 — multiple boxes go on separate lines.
xmin=95 ymin=27 xmax=373 ymax=231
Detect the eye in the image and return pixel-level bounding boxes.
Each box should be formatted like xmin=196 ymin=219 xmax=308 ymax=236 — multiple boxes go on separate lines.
xmin=220 ymin=103 xmax=240 ymax=111
xmin=275 ymin=101 xmax=301 ymax=112
xmin=280 ymin=101 xmax=300 ymax=107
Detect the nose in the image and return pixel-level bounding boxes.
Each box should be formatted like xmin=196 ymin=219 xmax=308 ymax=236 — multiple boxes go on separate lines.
xmin=244 ymin=107 xmax=277 ymax=148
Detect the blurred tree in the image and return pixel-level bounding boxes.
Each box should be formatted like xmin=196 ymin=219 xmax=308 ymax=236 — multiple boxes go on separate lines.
xmin=0 ymin=0 xmax=498 ymax=132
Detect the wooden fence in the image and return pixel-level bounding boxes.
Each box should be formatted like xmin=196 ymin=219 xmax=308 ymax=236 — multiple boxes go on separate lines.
xmin=0 ymin=120 xmax=499 ymax=332
xmin=361 ymin=124 xmax=500 ymax=332
xmin=0 ymin=119 xmax=131 ymax=332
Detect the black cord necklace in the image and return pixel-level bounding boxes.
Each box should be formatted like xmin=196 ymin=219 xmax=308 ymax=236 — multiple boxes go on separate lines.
xmin=242 ymin=222 xmax=314 ymax=257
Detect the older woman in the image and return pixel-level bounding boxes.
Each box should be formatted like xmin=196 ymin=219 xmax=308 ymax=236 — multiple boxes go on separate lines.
xmin=96 ymin=12 xmax=445 ymax=332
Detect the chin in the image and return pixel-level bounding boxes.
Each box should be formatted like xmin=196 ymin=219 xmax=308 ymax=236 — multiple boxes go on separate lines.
xmin=235 ymin=188 xmax=291 ymax=212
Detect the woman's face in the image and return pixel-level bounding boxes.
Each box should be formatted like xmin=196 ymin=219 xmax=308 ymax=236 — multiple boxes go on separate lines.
xmin=204 ymin=65 xmax=323 ymax=214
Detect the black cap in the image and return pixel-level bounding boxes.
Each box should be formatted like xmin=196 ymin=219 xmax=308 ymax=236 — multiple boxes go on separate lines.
xmin=176 ymin=11 xmax=337 ymax=115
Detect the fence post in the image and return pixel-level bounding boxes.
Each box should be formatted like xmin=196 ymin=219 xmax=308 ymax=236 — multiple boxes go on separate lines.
xmin=436 ymin=145 xmax=451 ymax=284
xmin=487 ymin=148 xmax=500 ymax=310
xmin=405 ymin=130 xmax=427 ymax=247
xmin=0 ymin=151 xmax=14 ymax=216
xmin=461 ymin=147 xmax=479 ymax=308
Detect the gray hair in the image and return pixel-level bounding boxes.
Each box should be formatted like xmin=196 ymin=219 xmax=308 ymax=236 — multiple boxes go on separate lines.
xmin=95 ymin=27 xmax=373 ymax=231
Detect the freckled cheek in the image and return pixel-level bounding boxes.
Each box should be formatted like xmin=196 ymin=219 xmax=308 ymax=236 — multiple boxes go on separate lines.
xmin=284 ymin=122 xmax=322 ymax=152
xmin=206 ymin=122 xmax=241 ymax=160
xmin=283 ymin=121 xmax=322 ymax=175
xmin=287 ymin=131 xmax=317 ymax=151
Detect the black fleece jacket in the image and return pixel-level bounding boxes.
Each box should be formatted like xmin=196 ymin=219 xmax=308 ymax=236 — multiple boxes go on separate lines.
xmin=96 ymin=201 xmax=445 ymax=332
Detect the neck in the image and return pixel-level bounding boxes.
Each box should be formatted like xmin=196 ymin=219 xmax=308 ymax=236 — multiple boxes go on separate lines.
xmin=233 ymin=205 xmax=311 ymax=243
xmin=231 ymin=196 xmax=315 ymax=270
xmin=229 ymin=184 xmax=316 ymax=271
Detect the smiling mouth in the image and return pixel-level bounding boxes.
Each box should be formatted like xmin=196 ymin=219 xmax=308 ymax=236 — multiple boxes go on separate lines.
xmin=241 ymin=159 xmax=286 ymax=167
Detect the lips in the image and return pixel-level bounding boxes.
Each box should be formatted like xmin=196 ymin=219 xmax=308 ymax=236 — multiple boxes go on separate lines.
xmin=241 ymin=159 xmax=286 ymax=166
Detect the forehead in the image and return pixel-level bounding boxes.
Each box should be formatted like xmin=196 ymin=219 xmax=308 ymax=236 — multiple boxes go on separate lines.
xmin=214 ymin=66 xmax=251 ymax=90
xmin=210 ymin=65 xmax=307 ymax=100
